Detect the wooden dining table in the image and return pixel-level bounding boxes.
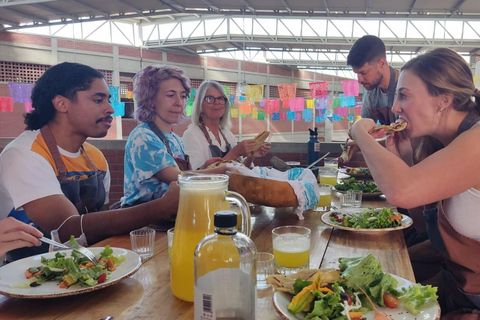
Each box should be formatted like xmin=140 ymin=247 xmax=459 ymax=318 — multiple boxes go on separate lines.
xmin=0 ymin=193 xmax=415 ymax=320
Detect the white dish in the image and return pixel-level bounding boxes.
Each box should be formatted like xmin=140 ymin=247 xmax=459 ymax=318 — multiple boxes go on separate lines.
xmin=321 ymin=208 xmax=413 ymax=232
xmin=273 ymin=274 xmax=440 ymax=320
xmin=0 ymin=247 xmax=141 ymax=298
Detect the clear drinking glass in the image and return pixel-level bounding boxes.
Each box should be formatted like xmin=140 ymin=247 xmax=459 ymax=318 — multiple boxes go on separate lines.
xmin=130 ymin=229 xmax=156 ymax=261
xmin=272 ymin=226 xmax=311 ymax=275
xmin=323 ymin=157 xmax=339 ymax=168
xmin=318 ymin=167 xmax=338 ymax=186
xmin=351 ymin=190 xmax=363 ymax=208
xmin=256 ymin=252 xmax=275 ymax=289
xmin=315 ymin=184 xmax=332 ymax=211
xmin=340 ymin=191 xmax=356 ymax=208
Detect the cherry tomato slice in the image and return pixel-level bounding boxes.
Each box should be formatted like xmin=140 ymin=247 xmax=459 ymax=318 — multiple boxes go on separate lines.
xmin=97 ymin=272 xmax=107 ymax=284
xmin=383 ymin=291 xmax=399 ymax=308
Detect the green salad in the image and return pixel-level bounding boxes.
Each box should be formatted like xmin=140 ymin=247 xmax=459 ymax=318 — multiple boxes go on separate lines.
xmin=334 ymin=177 xmax=381 ymax=193
xmin=329 ymin=207 xmax=403 ymax=229
xmin=12 ymin=236 xmax=126 ymax=289
xmin=287 ymin=254 xmax=438 ymax=319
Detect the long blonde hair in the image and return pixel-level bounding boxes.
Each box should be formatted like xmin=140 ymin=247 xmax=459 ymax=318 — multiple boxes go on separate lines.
xmin=400 ymin=48 xmax=480 ymax=161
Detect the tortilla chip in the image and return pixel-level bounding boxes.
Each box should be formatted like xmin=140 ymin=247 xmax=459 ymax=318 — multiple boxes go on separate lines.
xmin=248 ymin=131 xmax=270 ymax=156
xmin=369 ymin=120 xmax=407 ymax=134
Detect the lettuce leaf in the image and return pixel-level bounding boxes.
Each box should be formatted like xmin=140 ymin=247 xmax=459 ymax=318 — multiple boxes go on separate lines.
xmin=399 ymin=283 xmax=438 ymax=315
xmin=339 ymin=254 xmax=398 ymax=306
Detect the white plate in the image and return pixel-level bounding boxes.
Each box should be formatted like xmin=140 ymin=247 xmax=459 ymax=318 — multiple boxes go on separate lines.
xmin=335 ymin=189 xmax=383 ymax=199
xmin=0 ymin=247 xmax=141 ymax=298
xmin=339 ymin=168 xmax=372 ymax=179
xmin=321 ymin=208 xmax=413 ymax=232
xmin=273 ymin=274 xmax=440 ymax=320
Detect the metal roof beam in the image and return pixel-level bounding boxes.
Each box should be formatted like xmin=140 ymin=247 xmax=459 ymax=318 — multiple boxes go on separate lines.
xmin=1 ymin=7 xmax=48 ymax=24
xmin=0 ymin=0 xmax=58 ymax=7
xmin=408 ymin=0 xmax=418 ymax=17
xmin=202 ymin=0 xmax=220 ymax=13
xmin=0 ymin=18 xmax=20 ymax=29
xmin=157 ymin=0 xmax=184 ymax=13
xmin=240 ymin=0 xmax=256 ymax=14
xmin=280 ymin=0 xmax=292 ymax=15
xmin=69 ymin=0 xmax=111 ymax=18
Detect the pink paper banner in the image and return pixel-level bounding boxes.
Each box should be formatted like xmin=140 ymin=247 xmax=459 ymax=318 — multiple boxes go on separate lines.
xmin=341 ymin=80 xmax=360 ymax=97
xmin=264 ymin=99 xmax=280 ymax=114
xmin=355 ymin=104 xmax=362 ymax=115
xmin=24 ymin=101 xmax=33 ymax=113
xmin=0 ymin=97 xmax=13 ymax=112
xmin=280 ymin=112 xmax=287 ymax=120
xmin=289 ymin=97 xmax=305 ymax=112
xmin=309 ymin=82 xmax=329 ymax=98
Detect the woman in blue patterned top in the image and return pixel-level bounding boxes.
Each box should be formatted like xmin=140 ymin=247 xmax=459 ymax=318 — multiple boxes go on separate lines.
xmin=122 ymin=65 xmax=224 ymax=207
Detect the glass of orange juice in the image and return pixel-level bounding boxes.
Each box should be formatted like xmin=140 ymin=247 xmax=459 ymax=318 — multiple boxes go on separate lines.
xmin=315 ymin=184 xmax=332 ymax=211
xmin=272 ymin=226 xmax=311 ymax=275
xmin=318 ymin=167 xmax=338 ymax=186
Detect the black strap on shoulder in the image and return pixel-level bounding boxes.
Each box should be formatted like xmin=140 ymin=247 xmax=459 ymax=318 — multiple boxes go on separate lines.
xmin=40 ymin=125 xmax=68 ymax=180
xmin=387 ymin=66 xmax=397 ymax=106
xmin=147 ymin=121 xmax=174 ymax=156
xmin=457 ymin=111 xmax=480 ymax=136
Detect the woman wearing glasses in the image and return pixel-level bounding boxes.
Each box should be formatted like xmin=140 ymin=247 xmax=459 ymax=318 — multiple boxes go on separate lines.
xmin=183 ymin=80 xmax=270 ymax=170
xmin=122 ymin=67 xmax=226 ymax=208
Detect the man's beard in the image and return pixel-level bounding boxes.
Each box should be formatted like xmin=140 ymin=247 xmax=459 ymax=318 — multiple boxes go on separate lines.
xmin=363 ymin=72 xmax=383 ymax=90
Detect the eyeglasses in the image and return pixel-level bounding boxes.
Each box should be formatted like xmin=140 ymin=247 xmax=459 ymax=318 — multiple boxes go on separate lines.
xmin=204 ymin=96 xmax=228 ymax=105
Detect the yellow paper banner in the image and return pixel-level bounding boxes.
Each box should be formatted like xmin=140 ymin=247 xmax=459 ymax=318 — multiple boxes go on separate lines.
xmin=306 ymin=99 xmax=315 ymax=109
xmin=474 ymin=75 xmax=480 ymax=88
xmin=230 ymin=108 xmax=239 ymax=118
xmin=252 ymin=107 xmax=258 ymax=119
xmin=245 ymin=85 xmax=264 ymax=102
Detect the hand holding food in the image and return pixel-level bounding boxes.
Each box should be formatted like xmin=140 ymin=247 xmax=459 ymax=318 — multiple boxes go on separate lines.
xmin=248 ymin=131 xmax=270 ymax=156
xmin=369 ymin=119 xmax=407 ymax=134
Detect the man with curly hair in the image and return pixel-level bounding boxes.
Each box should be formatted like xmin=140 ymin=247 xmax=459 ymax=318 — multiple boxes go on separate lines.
xmin=0 ymin=62 xmax=179 ymax=261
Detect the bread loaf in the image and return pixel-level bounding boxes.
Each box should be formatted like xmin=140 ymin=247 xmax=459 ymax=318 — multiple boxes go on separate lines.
xmin=228 ymin=173 xmax=298 ymax=207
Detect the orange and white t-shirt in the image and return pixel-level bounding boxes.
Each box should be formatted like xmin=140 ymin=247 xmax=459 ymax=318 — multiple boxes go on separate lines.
xmin=0 ymin=130 xmax=110 ymax=220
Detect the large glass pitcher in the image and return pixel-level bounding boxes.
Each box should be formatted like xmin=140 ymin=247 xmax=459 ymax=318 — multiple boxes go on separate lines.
xmin=170 ymin=174 xmax=251 ymax=302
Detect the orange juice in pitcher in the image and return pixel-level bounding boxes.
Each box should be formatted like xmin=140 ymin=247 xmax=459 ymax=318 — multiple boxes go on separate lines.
xmin=170 ymin=174 xmax=251 ymax=302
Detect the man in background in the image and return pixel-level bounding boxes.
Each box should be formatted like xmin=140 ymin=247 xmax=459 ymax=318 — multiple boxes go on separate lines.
xmin=347 ymin=35 xmax=399 ymax=125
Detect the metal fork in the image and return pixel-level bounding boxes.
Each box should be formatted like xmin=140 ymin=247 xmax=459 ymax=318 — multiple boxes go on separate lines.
xmin=39 ymin=237 xmax=99 ymax=265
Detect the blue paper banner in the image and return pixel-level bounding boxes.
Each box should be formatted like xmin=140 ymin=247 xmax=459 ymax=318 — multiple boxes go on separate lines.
xmin=286 ymin=111 xmax=296 ymax=120
xmin=109 ymin=87 xmax=120 ymax=104
xmin=112 ymin=102 xmax=125 ymax=117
